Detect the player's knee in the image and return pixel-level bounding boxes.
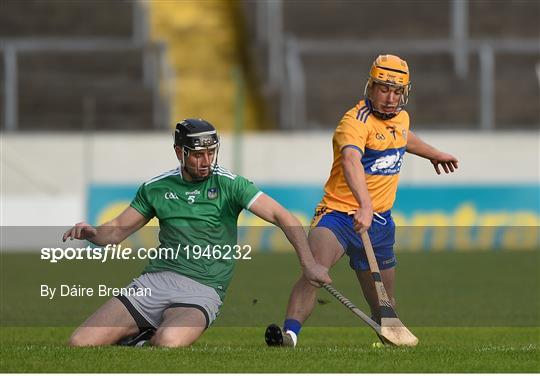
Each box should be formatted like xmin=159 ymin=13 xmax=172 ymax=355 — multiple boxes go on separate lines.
xmin=309 ymin=245 xmax=329 ymax=265
xmin=308 ymin=228 xmax=342 ymax=265
xmin=69 ymin=328 xmax=119 ymax=347
xmin=152 ymin=329 xmax=196 ymax=348
xmin=69 ymin=331 xmax=95 ymax=347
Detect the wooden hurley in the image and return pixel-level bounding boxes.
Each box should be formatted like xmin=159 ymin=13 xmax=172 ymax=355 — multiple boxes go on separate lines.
xmin=360 ymin=231 xmax=419 ymax=347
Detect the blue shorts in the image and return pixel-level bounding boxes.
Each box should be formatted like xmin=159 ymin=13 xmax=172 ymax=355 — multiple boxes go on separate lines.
xmin=315 ymin=210 xmax=396 ymax=271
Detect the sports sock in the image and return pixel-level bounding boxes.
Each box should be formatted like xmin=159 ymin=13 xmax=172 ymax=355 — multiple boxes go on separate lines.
xmin=283 ymin=318 xmax=302 ymax=337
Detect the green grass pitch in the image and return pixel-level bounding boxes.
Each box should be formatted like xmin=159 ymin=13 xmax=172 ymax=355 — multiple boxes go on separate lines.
xmin=1 ymin=251 xmax=539 ymax=372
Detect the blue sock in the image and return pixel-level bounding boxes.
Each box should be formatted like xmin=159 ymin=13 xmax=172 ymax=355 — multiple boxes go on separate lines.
xmin=283 ymin=319 xmax=302 ymax=336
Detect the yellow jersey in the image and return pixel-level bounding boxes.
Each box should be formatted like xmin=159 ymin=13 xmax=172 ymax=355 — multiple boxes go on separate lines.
xmin=318 ymin=99 xmax=409 ymax=214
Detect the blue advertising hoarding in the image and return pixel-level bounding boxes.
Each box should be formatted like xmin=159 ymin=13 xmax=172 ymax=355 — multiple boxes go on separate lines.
xmin=88 ymin=184 xmax=539 ymax=252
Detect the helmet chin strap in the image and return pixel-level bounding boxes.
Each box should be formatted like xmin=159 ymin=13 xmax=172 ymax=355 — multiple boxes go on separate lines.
xmin=371 ymin=109 xmax=398 ymax=120
xmin=365 ymin=98 xmax=399 ymax=120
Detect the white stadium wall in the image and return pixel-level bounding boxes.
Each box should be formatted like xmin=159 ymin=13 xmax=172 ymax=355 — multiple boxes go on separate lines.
xmin=1 ymin=131 xmax=539 ymax=226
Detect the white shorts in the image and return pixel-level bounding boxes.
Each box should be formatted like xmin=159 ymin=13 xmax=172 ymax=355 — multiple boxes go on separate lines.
xmin=116 ymin=271 xmax=222 ymax=329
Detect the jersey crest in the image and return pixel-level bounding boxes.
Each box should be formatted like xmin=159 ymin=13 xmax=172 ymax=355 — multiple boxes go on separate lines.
xmin=207 ymin=187 xmax=219 ymax=200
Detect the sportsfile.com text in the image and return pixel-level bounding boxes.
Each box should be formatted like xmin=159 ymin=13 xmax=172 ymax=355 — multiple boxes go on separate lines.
xmin=40 ymin=244 xmax=252 ymax=263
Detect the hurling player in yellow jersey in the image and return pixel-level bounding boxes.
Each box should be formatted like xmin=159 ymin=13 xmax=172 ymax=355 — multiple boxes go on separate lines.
xmin=266 ymin=55 xmax=458 ymax=347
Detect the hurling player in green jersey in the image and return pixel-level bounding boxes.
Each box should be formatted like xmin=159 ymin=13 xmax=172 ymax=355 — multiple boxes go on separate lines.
xmin=63 ymin=119 xmax=331 ymax=348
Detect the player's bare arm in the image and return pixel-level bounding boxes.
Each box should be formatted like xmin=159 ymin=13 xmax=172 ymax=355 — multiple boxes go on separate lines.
xmin=62 ymin=207 xmax=150 ymax=245
xmin=341 ymin=147 xmax=373 ymax=233
xmin=248 ymin=193 xmax=332 ymax=286
xmin=406 ymin=131 xmax=459 ymax=175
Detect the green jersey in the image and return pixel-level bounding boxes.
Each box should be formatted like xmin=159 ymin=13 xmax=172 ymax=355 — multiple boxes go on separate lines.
xmin=130 ymin=165 xmax=261 ymax=299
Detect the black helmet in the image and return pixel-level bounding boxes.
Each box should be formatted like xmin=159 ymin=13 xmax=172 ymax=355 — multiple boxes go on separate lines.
xmin=174 ymin=119 xmax=219 ymax=151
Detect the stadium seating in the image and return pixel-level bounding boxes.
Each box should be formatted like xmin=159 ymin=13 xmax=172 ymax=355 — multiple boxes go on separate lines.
xmin=244 ymin=0 xmax=540 ymax=130
xmin=282 ymin=0 xmax=450 ymax=40
xmin=0 ymin=0 xmax=270 ymax=131
xmin=0 ymin=53 xmax=4 ymax=127
xmin=469 ymin=0 xmax=539 ymax=38
xmin=0 ymin=0 xmax=155 ymax=130
xmin=148 ymin=0 xmax=268 ymax=130
xmin=1 ymin=1 xmax=538 ymax=131
xmin=0 ymin=0 xmax=132 ymax=38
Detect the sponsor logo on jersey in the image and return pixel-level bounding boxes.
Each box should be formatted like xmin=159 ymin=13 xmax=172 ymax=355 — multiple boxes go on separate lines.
xmin=370 ymin=150 xmax=403 ymax=174
xmin=207 ymin=187 xmax=219 ymax=200
xmin=164 ymin=192 xmax=180 ymax=200
xmin=185 ymin=190 xmax=201 ymax=196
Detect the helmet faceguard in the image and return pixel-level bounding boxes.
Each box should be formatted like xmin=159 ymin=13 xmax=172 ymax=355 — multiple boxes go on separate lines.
xmin=174 ymin=119 xmax=220 ymax=179
xmin=364 ymin=54 xmax=412 ymax=120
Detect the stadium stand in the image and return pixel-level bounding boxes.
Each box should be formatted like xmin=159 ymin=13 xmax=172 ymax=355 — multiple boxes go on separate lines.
xmin=0 ymin=0 xmax=159 ymax=130
xmin=148 ymin=0 xmax=269 ymax=130
xmin=0 ymin=0 xmax=269 ymax=132
xmin=1 ymin=1 xmax=538 ymax=132
xmin=468 ymin=0 xmax=539 ymax=38
xmin=244 ymin=0 xmax=540 ymax=130
xmin=17 ymin=50 xmax=153 ymax=131
xmin=0 ymin=0 xmax=132 ymax=38
xmin=282 ymin=0 xmax=451 ymax=40
xmin=0 ymin=52 xmax=4 ymax=127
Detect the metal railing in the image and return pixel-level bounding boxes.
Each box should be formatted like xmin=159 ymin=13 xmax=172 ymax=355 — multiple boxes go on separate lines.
xmin=282 ymin=38 xmax=540 ymax=130
xmin=0 ymin=1 xmax=172 ymax=131
xmin=253 ymin=0 xmax=540 ymax=130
